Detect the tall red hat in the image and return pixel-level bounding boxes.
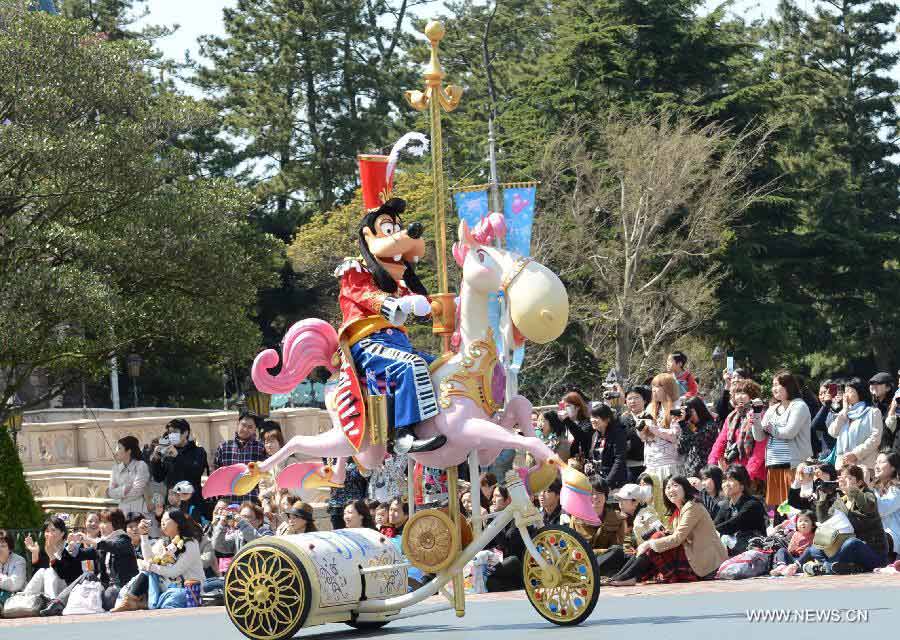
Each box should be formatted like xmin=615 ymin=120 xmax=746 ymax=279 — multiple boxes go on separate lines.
xmin=358 ymin=133 xmax=429 ymax=212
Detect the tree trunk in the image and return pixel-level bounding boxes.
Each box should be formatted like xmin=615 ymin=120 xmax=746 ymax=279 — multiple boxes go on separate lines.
xmin=615 ymin=311 xmax=632 ymax=384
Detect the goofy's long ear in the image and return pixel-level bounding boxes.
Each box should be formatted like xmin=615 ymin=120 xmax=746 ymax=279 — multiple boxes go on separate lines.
xmin=452 ymin=219 xmax=477 ymax=267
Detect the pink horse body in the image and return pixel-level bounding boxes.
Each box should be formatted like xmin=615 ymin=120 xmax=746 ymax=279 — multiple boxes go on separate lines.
xmin=253 ymin=218 xmax=557 ymax=482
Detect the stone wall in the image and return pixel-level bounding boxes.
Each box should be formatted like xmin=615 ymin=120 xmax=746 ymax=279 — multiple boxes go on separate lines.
xmin=21 ymin=407 xmax=332 ymax=514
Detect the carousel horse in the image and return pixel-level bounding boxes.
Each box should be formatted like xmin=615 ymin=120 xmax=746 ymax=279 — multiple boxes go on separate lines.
xmin=205 ymin=215 xmax=598 ymax=523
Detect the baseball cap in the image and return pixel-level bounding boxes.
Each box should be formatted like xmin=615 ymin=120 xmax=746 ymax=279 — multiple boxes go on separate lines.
xmin=615 ymin=483 xmax=643 ymax=501
xmin=173 ymin=481 xmax=194 ymax=495
xmin=869 ymin=372 xmax=892 ymax=385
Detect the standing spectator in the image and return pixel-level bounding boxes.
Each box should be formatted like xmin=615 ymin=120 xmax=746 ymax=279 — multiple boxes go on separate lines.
xmin=213 ymin=413 xmax=266 ymax=504
xmin=638 ymin=373 xmax=684 ymax=516
xmin=869 ymin=372 xmax=895 ymax=422
xmin=479 ymin=472 xmax=497 ymax=513
xmin=829 ymin=378 xmax=883 ymax=475
xmin=586 ymin=402 xmax=628 ymax=489
xmin=529 ymin=411 xmax=571 ymax=465
xmin=619 ymin=386 xmax=650 ymax=482
xmin=150 ymin=418 xmax=210 ymax=510
xmin=0 ymin=529 xmax=26 ymax=607
xmin=714 ymin=465 xmax=767 ymax=556
xmin=754 ymin=371 xmax=813 ymax=512
xmin=714 ymin=369 xmax=749 ymax=429
xmin=708 ymin=379 xmax=768 ymax=485
xmin=343 ymin=500 xmax=376 ymax=529
xmin=873 ymin=452 xmax=900 ymax=560
xmin=667 ymin=351 xmax=698 ymax=398
xmin=811 ymin=381 xmax=837 ymax=458
xmin=107 ymin=436 xmax=150 ymax=520
xmin=561 ymin=391 xmax=593 ymax=461
xmin=327 ymin=460 xmax=368 ymax=530
xmin=368 ymin=452 xmax=408 ymax=504
xmin=677 ymin=397 xmax=720 ymax=478
xmin=41 ymin=509 xmax=138 ymax=615
xmin=21 ymin=517 xmax=82 ymax=600
xmin=539 ymin=479 xmax=562 ymax=525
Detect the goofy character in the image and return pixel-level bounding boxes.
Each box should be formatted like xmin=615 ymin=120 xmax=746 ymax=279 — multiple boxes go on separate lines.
xmin=335 ymin=135 xmax=446 ymax=455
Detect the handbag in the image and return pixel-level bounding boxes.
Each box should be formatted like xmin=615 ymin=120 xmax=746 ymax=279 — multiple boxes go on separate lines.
xmin=2 ymin=592 xmax=45 ymax=618
xmin=813 ymin=511 xmax=853 ymax=557
xmin=767 ymin=437 xmax=793 ymax=466
xmin=63 ymin=577 xmax=105 ymax=616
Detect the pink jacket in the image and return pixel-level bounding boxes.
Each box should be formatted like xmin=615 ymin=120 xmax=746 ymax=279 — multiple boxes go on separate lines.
xmin=707 ymin=411 xmax=768 ymax=482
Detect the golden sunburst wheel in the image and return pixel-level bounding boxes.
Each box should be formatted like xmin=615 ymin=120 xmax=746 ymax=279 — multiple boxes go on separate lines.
xmin=523 ymin=525 xmax=600 ymax=626
xmin=402 ymin=508 xmax=460 ymax=573
xmin=225 ymin=541 xmax=311 ymax=640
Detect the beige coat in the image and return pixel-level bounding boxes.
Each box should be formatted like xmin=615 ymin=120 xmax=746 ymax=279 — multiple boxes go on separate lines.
xmin=648 ymin=500 xmax=727 ymax=578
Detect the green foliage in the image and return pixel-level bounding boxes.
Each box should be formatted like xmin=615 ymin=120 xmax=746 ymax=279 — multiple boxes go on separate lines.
xmin=0 ymin=428 xmax=44 ymax=529
xmin=0 ymin=7 xmax=278 ymax=417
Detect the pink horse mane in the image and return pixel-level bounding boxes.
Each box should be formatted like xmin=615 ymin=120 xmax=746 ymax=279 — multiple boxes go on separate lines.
xmin=252 ymin=319 xmax=338 ymax=394
xmin=451 ymin=212 xmax=507 ymax=267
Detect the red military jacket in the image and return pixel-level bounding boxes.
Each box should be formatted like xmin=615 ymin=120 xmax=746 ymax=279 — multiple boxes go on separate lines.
xmin=335 ymin=259 xmax=410 ymax=342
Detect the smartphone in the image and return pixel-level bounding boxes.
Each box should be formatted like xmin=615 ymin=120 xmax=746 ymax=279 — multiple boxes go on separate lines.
xmin=726 ymin=356 xmax=734 ymax=373
xmin=827 ymin=383 xmax=838 ymax=397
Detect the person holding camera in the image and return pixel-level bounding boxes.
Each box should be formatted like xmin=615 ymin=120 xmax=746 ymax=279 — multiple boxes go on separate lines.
xmin=619 ymin=387 xmax=650 ymax=482
xmin=638 ymin=373 xmax=684 ymax=516
xmin=585 ymin=402 xmax=628 ymax=489
xmin=787 ymin=460 xmax=838 ymax=513
xmin=708 ymin=379 xmax=768 ymax=486
xmin=150 ymin=418 xmax=210 ymax=510
xmin=714 ymin=465 xmax=767 ymax=556
xmin=561 ymin=391 xmax=593 ymax=460
xmin=676 ymin=397 xmax=719 ymax=479
xmin=211 ymin=502 xmax=274 ymax=557
xmin=828 ymin=378 xmax=883 ymax=476
xmin=714 ymin=368 xmax=749 ymax=429
xmin=811 ymin=380 xmax=838 ymax=458
xmin=754 ymin=371 xmax=813 ymax=512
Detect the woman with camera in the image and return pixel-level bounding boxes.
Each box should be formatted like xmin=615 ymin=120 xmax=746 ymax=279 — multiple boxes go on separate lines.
xmin=811 ymin=381 xmax=838 ymax=458
xmin=753 ymin=371 xmax=813 ymax=512
xmin=619 ymin=387 xmax=650 ymax=482
xmin=561 ymin=391 xmax=593 ymax=460
xmin=676 ymin=397 xmax=719 ymax=478
xmin=787 ymin=461 xmax=838 ymax=513
xmin=708 ymin=379 xmax=768 ymax=486
xmin=638 ymin=373 xmax=685 ymax=516
xmin=714 ymin=465 xmax=767 ymax=556
xmin=828 ymin=378 xmax=883 ymax=476
xmin=785 ymin=464 xmax=887 ymax=575
xmin=608 ymin=476 xmax=727 ymax=586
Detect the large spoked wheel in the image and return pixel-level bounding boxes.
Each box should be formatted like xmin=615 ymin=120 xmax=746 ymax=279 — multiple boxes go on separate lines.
xmin=522 ymin=525 xmax=600 ymax=626
xmin=225 ymin=541 xmax=311 ymax=640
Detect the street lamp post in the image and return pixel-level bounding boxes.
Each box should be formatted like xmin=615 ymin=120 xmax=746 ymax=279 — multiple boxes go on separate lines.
xmin=712 ymin=346 xmax=725 ymax=395
xmin=126 ymin=353 xmax=143 ymax=408
xmin=4 ymin=394 xmax=24 ymax=449
xmin=222 ymin=371 xmax=229 ymax=411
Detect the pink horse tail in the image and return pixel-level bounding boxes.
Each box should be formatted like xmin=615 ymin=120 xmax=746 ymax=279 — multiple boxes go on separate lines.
xmin=251 ymin=319 xmax=338 ymax=394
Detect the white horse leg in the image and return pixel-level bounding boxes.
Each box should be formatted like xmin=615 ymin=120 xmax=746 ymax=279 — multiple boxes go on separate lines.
xmin=461 ymin=417 xmax=555 ymax=466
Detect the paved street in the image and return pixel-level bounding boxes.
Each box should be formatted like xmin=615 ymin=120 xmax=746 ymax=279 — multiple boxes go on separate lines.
xmin=3 ymin=574 xmax=899 ymax=640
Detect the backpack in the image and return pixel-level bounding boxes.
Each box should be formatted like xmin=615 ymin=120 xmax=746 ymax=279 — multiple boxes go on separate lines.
xmin=716 ymin=549 xmax=772 ymax=580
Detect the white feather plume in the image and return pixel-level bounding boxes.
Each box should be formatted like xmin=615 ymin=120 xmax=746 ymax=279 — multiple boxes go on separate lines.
xmin=386 ymin=132 xmax=429 ymax=183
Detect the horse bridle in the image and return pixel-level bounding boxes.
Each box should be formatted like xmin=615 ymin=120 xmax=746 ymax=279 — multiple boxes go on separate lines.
xmin=499 ymin=256 xmax=533 ymax=296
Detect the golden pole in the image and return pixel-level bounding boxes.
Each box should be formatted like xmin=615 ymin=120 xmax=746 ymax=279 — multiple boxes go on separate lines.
xmin=446 ymin=465 xmax=465 ymax=617
xmin=405 ymin=21 xmax=463 ymax=354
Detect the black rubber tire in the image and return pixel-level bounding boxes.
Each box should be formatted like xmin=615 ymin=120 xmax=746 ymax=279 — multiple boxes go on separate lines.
xmin=522 ymin=524 xmax=601 ymax=626
xmin=345 ymin=620 xmax=390 ymax=631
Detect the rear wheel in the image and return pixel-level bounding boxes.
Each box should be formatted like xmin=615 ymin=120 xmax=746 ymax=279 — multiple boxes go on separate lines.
xmin=345 ymin=620 xmax=390 ymax=631
xmin=522 ymin=525 xmax=600 ymax=626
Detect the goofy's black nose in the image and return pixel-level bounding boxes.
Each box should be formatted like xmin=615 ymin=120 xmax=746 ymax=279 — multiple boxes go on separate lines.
xmin=407 ymin=222 xmax=423 ymax=239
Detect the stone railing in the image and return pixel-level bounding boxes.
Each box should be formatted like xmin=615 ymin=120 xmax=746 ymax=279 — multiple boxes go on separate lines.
xmin=21 ymin=407 xmax=333 ymax=514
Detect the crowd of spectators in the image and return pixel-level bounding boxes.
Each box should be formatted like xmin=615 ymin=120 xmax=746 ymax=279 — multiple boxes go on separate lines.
xmin=4 ymin=353 xmax=900 ymax=616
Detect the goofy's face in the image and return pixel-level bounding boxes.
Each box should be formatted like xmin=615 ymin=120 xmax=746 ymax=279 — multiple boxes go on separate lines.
xmin=362 ymin=212 xmax=426 ymax=282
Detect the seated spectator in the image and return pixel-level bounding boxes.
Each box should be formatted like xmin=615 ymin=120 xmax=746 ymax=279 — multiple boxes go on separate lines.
xmin=770 ymin=511 xmax=816 ymax=575
xmin=787 ymin=460 xmax=838 ymax=512
xmin=81 ymin=512 xmax=102 ymax=548
xmin=343 ymin=499 xmax=376 ymax=529
xmin=677 ymin=397 xmax=719 ymax=479
xmin=107 ymin=436 xmax=150 ymax=521
xmin=0 ymin=529 xmax=27 ymax=607
xmin=114 ymin=510 xmax=205 ymax=611
xmin=381 ymin=497 xmax=409 ymax=538
xmin=375 ymin=502 xmax=391 ymax=528
xmin=586 ymin=403 xmax=628 ymax=489
xmin=787 ymin=464 xmax=887 ymax=575
xmin=708 ymin=379 xmax=767 ymax=484
xmin=485 ymin=486 xmax=528 ymax=592
xmin=829 ymin=378 xmax=883 ymax=475
xmin=714 ymin=465 xmax=767 ymax=556
xmin=125 ymin=512 xmax=144 ymax=559
xmin=539 ymin=479 xmax=562 ymax=526
xmin=173 ymin=480 xmax=210 ymax=527
xmin=21 ymin=517 xmax=82 ymax=600
xmin=619 ymin=387 xmax=650 ymax=482
xmin=608 ymin=476 xmax=727 ymax=586
xmin=566 ymin=478 xmax=625 ymax=552
xmin=872 ymin=451 xmax=900 ymax=561
xmin=593 ymin=483 xmax=657 ymax=578
xmin=696 ymin=465 xmax=725 ymax=519
xmin=479 ymin=472 xmax=498 ymax=513
xmin=211 ymin=502 xmax=274 ymax=557
xmin=41 ymin=509 xmax=138 ymax=615
xmin=278 ymin=502 xmax=317 ymax=535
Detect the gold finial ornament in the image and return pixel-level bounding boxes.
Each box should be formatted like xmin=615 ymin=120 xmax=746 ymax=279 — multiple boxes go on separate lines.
xmin=405 ymin=21 xmax=464 ymax=352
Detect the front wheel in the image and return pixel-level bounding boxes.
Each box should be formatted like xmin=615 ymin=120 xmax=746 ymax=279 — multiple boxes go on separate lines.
xmin=345 ymin=620 xmax=390 ymax=631
xmin=522 ymin=525 xmax=600 ymax=626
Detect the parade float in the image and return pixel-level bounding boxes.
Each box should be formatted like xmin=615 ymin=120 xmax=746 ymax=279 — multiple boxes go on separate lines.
xmin=204 ymin=21 xmax=601 ymax=640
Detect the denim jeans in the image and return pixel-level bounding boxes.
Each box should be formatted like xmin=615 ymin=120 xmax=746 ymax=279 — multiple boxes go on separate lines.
xmin=797 ymin=537 xmax=884 ymax=572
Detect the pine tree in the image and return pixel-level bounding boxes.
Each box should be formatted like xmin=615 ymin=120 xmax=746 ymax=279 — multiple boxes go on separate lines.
xmin=0 ymin=427 xmax=44 ymax=529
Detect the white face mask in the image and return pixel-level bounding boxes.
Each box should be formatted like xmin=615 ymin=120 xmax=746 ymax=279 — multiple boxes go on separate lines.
xmin=565 ymin=406 xmax=578 ymax=419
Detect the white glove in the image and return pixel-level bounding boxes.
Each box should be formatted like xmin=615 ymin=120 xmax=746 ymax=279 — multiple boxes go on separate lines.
xmin=399 ymin=295 xmax=431 ymax=317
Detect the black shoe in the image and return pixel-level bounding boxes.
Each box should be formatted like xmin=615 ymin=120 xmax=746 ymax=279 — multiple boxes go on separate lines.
xmin=830 ymin=562 xmax=865 ymax=575
xmin=39 ymin=600 xmax=64 ymax=617
xmin=395 ymin=433 xmax=447 ymax=454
